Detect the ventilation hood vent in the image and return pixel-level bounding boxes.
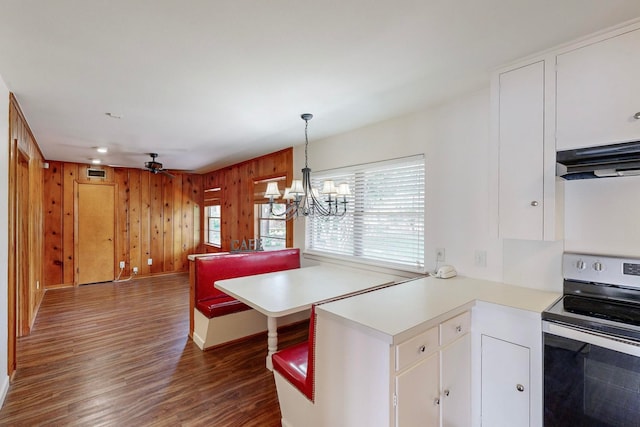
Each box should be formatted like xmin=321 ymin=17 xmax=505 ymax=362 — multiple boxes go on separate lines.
xmin=556 ymin=141 xmax=640 ymax=180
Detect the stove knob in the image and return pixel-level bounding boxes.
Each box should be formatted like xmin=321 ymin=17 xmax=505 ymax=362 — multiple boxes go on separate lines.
xmin=593 ymin=262 xmax=604 ymax=272
xmin=576 ymin=260 xmax=586 ymax=270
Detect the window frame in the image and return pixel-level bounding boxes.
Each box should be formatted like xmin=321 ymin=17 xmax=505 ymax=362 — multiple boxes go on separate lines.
xmin=204 ymin=187 xmax=222 ymax=248
xmin=253 ymin=176 xmax=293 ymax=250
xmin=305 ymin=155 xmax=426 ymax=273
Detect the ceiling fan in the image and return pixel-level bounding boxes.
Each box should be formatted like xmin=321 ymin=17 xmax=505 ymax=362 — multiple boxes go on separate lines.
xmin=144 ymin=153 xmax=175 ymax=178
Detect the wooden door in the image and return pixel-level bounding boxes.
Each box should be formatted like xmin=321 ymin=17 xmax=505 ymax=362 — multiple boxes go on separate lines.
xmin=16 ymin=153 xmax=30 ymax=336
xmin=76 ymin=183 xmax=116 ymax=285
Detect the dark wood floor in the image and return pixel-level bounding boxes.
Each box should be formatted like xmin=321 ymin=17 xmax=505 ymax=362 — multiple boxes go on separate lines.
xmin=0 ymin=273 xmax=307 ymax=426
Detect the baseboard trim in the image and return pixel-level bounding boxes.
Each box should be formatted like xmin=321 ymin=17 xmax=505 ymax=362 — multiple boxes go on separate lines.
xmin=0 ymin=375 xmax=9 ymax=409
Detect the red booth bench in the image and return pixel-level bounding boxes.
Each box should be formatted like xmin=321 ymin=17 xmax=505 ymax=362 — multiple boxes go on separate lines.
xmin=189 ymin=248 xmax=305 ymax=350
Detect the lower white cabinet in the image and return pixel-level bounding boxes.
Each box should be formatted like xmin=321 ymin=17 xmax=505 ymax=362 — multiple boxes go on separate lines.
xmin=394 ymin=312 xmax=471 ymax=427
xmin=396 ymin=352 xmax=440 ymax=426
xmin=442 ymin=334 xmax=472 ymax=427
xmin=481 ymin=335 xmax=530 ymax=427
xmin=473 ymin=302 xmax=542 ymax=427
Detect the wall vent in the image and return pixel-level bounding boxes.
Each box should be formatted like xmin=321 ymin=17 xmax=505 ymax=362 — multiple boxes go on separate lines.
xmin=87 ymin=168 xmax=107 ymax=179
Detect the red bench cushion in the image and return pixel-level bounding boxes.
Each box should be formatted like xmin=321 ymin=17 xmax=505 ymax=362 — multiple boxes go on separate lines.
xmin=272 ymin=342 xmax=309 ymax=393
xmin=196 ymin=295 xmax=252 ymax=317
xmin=273 ymin=305 xmax=315 ymax=401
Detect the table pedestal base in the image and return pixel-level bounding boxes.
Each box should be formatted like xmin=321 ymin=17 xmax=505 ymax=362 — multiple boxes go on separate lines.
xmin=266 ymin=316 xmax=278 ymax=371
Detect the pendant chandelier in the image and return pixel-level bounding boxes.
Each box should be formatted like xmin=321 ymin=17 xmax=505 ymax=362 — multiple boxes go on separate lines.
xmin=264 ymin=113 xmax=350 ymax=220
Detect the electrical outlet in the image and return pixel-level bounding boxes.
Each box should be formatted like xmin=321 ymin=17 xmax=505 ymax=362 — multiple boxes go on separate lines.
xmin=147 ymin=258 xmax=153 ymax=266
xmin=436 ymin=248 xmax=446 ymax=262
xmin=119 ymin=261 xmax=125 ymax=269
xmin=133 ymin=267 xmax=138 ymax=274
xmin=475 ymin=250 xmax=487 ymax=267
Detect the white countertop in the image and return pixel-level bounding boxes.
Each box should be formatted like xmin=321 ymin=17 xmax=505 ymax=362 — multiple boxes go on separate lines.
xmin=316 ymin=275 xmax=561 ymax=344
xmin=215 ymin=265 xmax=399 ymax=317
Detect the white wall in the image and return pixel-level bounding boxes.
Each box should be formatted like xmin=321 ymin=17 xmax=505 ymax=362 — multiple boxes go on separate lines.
xmin=294 ymin=88 xmax=505 ymax=283
xmin=293 ymin=87 xmax=572 ymax=292
xmin=0 ymin=75 xmax=10 ymax=406
xmin=564 ymin=175 xmax=640 ymax=258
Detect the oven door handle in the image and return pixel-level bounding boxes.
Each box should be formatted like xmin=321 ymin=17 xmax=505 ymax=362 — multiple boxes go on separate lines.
xmin=543 ymin=321 xmax=640 ymax=357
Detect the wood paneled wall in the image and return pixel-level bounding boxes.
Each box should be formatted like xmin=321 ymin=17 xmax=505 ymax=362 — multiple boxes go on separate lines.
xmin=43 ymin=163 xmax=203 ymax=287
xmin=202 ymin=148 xmax=294 ymax=252
xmin=8 ymin=94 xmax=46 ymax=339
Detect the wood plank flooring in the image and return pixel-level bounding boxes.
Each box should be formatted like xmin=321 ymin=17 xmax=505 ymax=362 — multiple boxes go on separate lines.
xmin=0 ymin=273 xmax=307 ymax=426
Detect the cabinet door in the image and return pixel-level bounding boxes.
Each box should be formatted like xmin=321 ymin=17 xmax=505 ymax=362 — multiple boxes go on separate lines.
xmin=556 ymin=28 xmax=640 ymax=150
xmin=396 ymin=352 xmax=440 ymax=427
xmin=481 ymin=335 xmax=530 ymax=427
xmin=441 ymin=334 xmax=471 ymax=427
xmin=498 ymin=61 xmax=545 ymax=240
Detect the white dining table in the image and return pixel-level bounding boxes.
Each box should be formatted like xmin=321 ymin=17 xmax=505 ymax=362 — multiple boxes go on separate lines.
xmin=215 ymin=264 xmax=399 ymax=370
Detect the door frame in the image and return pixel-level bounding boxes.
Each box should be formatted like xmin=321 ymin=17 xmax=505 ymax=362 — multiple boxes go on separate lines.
xmin=73 ymin=181 xmax=118 ymax=286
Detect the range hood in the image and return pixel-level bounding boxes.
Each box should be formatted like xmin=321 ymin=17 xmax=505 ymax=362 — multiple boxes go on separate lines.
xmin=556 ymin=141 xmax=640 ymax=180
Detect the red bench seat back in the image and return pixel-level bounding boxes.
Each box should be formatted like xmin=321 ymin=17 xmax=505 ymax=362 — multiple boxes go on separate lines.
xmin=194 ymin=248 xmax=300 ymax=317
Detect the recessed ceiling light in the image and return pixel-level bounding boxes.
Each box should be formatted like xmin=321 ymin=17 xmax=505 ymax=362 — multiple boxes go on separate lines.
xmin=96 ymin=147 xmax=108 ymax=153
xmin=105 ymin=112 xmax=122 ymax=119
xmin=91 ymin=159 xmax=102 ymax=164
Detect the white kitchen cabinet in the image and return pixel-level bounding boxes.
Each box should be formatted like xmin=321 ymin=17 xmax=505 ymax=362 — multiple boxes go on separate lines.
xmin=312 ymin=277 xmax=558 ymax=427
xmin=556 ymin=26 xmax=640 ymax=151
xmin=472 ymin=302 xmax=544 ymax=427
xmin=396 ymin=352 xmax=440 ymax=427
xmin=494 ymin=59 xmax=562 ymax=241
xmin=395 ymin=311 xmax=471 ymax=427
xmin=441 ymin=333 xmax=471 ymax=427
xmin=481 ymin=335 xmax=530 ymax=427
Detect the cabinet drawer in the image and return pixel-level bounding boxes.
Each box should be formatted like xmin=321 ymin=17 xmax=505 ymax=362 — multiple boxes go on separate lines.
xmin=440 ymin=311 xmax=471 ymax=346
xmin=396 ymin=326 xmax=438 ymax=371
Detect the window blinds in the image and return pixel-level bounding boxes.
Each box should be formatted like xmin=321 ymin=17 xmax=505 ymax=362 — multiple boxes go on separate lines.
xmin=307 ymin=155 xmax=425 ymax=273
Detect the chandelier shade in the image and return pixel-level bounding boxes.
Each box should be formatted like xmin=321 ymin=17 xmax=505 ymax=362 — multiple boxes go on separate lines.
xmin=264 ymin=113 xmax=350 ymax=220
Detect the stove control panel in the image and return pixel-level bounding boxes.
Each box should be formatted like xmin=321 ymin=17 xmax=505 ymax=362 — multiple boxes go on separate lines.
xmin=564 ymin=253 xmax=640 ymax=289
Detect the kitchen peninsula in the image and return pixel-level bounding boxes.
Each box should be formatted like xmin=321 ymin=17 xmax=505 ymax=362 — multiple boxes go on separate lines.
xmin=280 ymin=275 xmax=560 ymax=427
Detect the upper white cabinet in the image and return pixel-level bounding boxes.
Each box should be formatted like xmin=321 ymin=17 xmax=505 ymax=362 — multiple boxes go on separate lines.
xmin=556 ymin=27 xmax=640 ymax=151
xmin=494 ymin=59 xmax=561 ymax=241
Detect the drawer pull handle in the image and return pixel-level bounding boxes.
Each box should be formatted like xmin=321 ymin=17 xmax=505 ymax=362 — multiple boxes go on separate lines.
xmin=419 ymin=345 xmax=426 ymax=353
xmin=455 ymin=325 xmax=462 ymax=333
xmin=634 ymin=112 xmax=640 ymax=119
xmin=516 ymin=384 xmax=525 ymax=392
xmin=530 ymin=201 xmax=539 ymax=207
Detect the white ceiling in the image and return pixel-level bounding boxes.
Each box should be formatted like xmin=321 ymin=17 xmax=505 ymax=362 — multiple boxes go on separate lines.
xmin=1 ymin=1 xmax=639 ymax=173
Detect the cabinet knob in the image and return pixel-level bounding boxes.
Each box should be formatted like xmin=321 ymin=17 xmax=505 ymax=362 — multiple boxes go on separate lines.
xmin=444 ymin=389 xmax=450 ymax=397
xmin=530 ymin=201 xmax=539 ymax=207
xmin=455 ymin=325 xmax=462 ymax=333
xmin=634 ymin=112 xmax=640 ymax=120
xmin=516 ymin=384 xmax=525 ymax=392
xmin=419 ymin=345 xmax=426 ymax=353
xmin=433 ymin=397 xmax=440 ymax=406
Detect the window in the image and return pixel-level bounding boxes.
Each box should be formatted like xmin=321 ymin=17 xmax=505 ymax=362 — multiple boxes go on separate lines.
xmin=307 ymin=155 xmax=425 ymax=273
xmin=254 ymin=176 xmax=290 ymax=250
xmin=204 ymin=187 xmax=221 ymax=247
xmin=255 ymin=204 xmax=287 ymax=250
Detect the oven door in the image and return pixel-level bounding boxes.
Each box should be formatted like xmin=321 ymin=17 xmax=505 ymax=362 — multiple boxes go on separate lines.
xmin=543 ymin=321 xmax=640 ymax=427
